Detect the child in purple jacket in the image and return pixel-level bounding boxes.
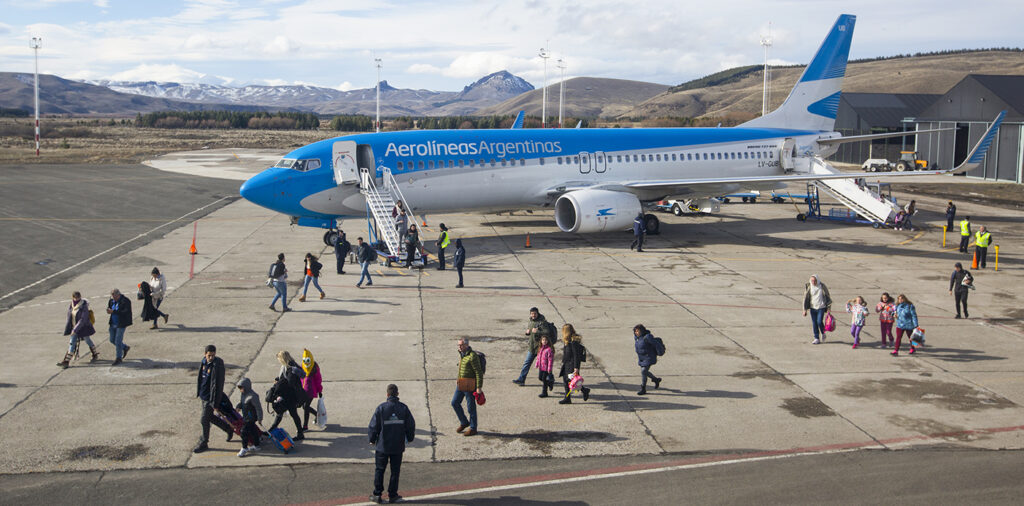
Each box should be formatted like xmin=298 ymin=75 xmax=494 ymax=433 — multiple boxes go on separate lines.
xmin=535 ymin=335 xmax=555 ymax=398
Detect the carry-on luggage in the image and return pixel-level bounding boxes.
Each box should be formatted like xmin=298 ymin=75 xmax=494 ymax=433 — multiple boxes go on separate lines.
xmin=268 ymin=427 xmax=294 ymax=453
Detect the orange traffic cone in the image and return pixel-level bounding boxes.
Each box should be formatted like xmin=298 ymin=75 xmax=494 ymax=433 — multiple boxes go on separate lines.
xmin=525 ymin=233 xmax=531 ymax=248
xmin=971 ymin=250 xmax=978 ymax=269
xmin=189 ymin=239 xmax=198 ymax=255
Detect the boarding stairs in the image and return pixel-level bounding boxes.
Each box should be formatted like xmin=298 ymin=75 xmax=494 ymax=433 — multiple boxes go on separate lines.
xmin=808 ymin=157 xmax=898 ymax=225
xmin=359 ymin=167 xmax=426 ymax=265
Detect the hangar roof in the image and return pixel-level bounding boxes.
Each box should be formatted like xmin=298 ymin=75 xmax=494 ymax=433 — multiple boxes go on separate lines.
xmin=840 ymin=93 xmax=940 ymax=128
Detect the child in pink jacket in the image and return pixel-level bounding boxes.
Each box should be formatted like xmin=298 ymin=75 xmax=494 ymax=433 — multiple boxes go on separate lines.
xmin=535 ymin=335 xmax=555 ymax=398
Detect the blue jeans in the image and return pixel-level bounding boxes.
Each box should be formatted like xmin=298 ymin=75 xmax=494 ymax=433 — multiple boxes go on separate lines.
xmin=68 ymin=333 xmax=96 ymax=354
xmin=809 ymin=308 xmax=825 ymax=340
xmin=451 ymin=389 xmax=477 ymax=430
xmin=358 ymin=261 xmax=373 ymax=286
xmin=302 ymin=275 xmax=323 ymax=296
xmin=515 ymin=350 xmax=536 ymax=382
xmin=108 ymin=325 xmax=127 ymax=360
xmin=271 ymin=280 xmax=289 ymax=309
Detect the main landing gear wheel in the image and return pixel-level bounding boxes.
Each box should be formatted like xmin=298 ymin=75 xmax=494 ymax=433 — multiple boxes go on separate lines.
xmin=644 ymin=214 xmax=660 ymax=235
xmin=323 ymin=230 xmax=339 ymax=246
xmin=672 ymin=204 xmax=683 ymax=216
xmin=796 ymin=213 xmax=807 ymax=222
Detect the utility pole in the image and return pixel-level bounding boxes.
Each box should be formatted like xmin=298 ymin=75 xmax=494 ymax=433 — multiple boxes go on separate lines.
xmin=760 ymin=22 xmax=772 ymax=116
xmin=538 ymin=47 xmax=550 ymax=128
xmin=30 ymin=37 xmax=41 ymax=156
xmin=556 ymin=58 xmax=566 ymax=128
xmin=375 ymin=58 xmax=382 ymax=133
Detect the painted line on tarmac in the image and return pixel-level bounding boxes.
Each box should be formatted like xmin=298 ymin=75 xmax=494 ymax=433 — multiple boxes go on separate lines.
xmin=0 ymin=196 xmax=233 ymax=305
xmin=898 ymin=230 xmax=926 ymax=245
xmin=297 ymin=423 xmax=1024 ymax=505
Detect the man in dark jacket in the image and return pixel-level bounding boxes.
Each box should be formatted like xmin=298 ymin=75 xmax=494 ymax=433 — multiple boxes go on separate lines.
xmin=356 ymin=237 xmax=374 ymax=288
xmin=633 ymin=324 xmax=662 ymax=395
xmin=453 ymin=238 xmax=466 ymax=288
xmin=630 ymin=212 xmax=646 ymax=252
xmin=435 ymin=223 xmax=450 ymax=270
xmin=106 ymin=288 xmax=133 ymax=365
xmin=368 ymin=384 xmax=416 ymax=504
xmin=950 ymin=262 xmax=973 ymax=319
xmin=194 ymin=344 xmax=234 ymax=453
xmin=334 ymin=230 xmax=351 ymax=274
xmin=514 ymin=307 xmax=553 ymax=385
xmin=404 ymin=224 xmax=419 ymax=268
xmin=945 ymin=201 xmax=956 ymax=230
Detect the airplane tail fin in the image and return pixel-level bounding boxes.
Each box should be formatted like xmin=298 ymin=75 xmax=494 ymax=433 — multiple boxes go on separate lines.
xmin=740 ymin=14 xmax=856 ymax=131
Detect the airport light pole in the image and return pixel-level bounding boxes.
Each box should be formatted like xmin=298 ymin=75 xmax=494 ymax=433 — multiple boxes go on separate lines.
xmin=556 ymin=58 xmax=566 ymax=128
xmin=539 ymin=47 xmax=550 ymax=128
xmin=375 ymin=58 xmax=382 ymax=133
xmin=760 ymin=22 xmax=772 ymax=116
xmin=30 ymin=37 xmax=41 ymax=156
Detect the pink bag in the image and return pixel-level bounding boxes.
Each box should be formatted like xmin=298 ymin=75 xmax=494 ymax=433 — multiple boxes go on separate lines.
xmin=823 ymin=312 xmax=836 ymax=332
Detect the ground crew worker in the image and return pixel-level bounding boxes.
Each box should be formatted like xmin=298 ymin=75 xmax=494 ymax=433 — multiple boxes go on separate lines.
xmin=959 ymin=216 xmax=971 ymax=253
xmin=975 ymin=226 xmax=992 ymax=269
xmin=368 ymin=383 xmax=415 ymax=504
xmin=436 ymin=223 xmax=450 ymax=271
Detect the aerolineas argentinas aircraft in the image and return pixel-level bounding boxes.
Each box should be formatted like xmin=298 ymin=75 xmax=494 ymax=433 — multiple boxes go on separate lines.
xmin=240 ymin=14 xmax=1004 ymax=244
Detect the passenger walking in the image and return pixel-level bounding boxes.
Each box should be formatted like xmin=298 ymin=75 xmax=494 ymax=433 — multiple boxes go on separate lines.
xmin=452 ymin=338 xmax=483 ymax=436
xmin=356 ymin=237 xmax=374 ymax=287
xmin=959 ymin=216 xmax=971 ymax=253
xmin=150 ymin=267 xmax=168 ymax=310
xmin=558 ymin=324 xmax=591 ymax=404
xmin=633 ymin=324 xmax=662 ymax=395
xmin=846 ymin=296 xmax=868 ymax=349
xmin=404 ymin=224 xmax=419 ymax=268
xmin=269 ymin=253 xmax=291 ymax=312
xmin=300 ymin=348 xmax=323 ymax=431
xmin=876 ymin=293 xmax=896 ymax=347
xmin=514 ymin=307 xmax=554 ymax=385
xmin=945 ymin=201 xmax=957 ymax=230
xmin=435 ymin=223 xmax=450 ymax=270
xmin=58 ymin=291 xmax=99 ymax=368
xmin=630 ymin=212 xmax=646 ymax=252
xmin=891 ymin=294 xmax=919 ymax=356
xmin=235 ymin=377 xmax=263 ymax=457
xmin=299 ymin=252 xmax=326 ymax=302
xmin=106 ymin=288 xmax=132 ymax=365
xmin=391 ymin=200 xmax=405 ymax=219
xmin=139 ymin=281 xmax=166 ymax=329
xmin=269 ymin=350 xmax=307 ymax=440
xmin=902 ymin=200 xmax=917 ymax=230
xmin=802 ymin=275 xmax=832 ymax=345
xmin=394 ymin=210 xmax=409 ymax=253
xmin=334 ymin=230 xmax=351 ymax=274
xmin=453 ymin=238 xmax=466 ymax=288
xmin=368 ymin=384 xmax=416 ymax=504
xmin=535 ymin=335 xmax=555 ymax=398
xmin=950 ymin=262 xmax=973 ymax=319
xmin=975 ymin=225 xmax=992 ymax=268
xmin=193 ymin=344 xmax=234 ymax=453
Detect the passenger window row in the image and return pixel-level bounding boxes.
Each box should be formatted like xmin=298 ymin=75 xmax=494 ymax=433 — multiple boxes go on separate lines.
xmin=390 ymin=149 xmax=775 ymax=171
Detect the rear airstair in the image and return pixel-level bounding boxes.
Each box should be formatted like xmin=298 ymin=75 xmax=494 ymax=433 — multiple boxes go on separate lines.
xmin=359 ymin=167 xmax=426 ymax=265
xmin=808 ymin=158 xmax=898 ymax=225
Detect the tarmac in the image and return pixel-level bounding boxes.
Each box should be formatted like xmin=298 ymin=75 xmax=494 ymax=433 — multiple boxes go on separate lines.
xmin=1 ymin=150 xmax=1023 ymax=500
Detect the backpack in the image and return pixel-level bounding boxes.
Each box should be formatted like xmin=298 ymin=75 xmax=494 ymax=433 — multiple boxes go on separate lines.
xmin=543 ymin=321 xmax=557 ymax=338
xmin=473 ymin=351 xmax=487 ymax=377
xmin=268 ymin=262 xmax=284 ymax=279
xmin=651 ymin=336 xmax=666 ymax=356
xmin=285 ymin=365 xmax=308 ymax=402
xmin=368 ymin=247 xmax=378 ymax=262
xmin=578 ymin=343 xmax=588 ymax=362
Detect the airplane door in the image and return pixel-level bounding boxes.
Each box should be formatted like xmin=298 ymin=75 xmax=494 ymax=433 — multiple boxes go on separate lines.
xmin=780 ymin=138 xmax=796 ymax=171
xmin=594 ymin=151 xmax=607 ymax=173
xmin=578 ymin=151 xmax=591 ymax=174
xmin=332 ymin=140 xmax=358 ymax=185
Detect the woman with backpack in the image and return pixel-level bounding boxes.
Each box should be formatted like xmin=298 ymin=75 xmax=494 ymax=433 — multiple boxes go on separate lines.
xmin=634 ymin=324 xmax=663 ymax=395
xmin=268 ymin=350 xmax=306 ymax=440
xmin=558 ymin=324 xmax=591 ymax=405
xmin=802 ymin=275 xmax=832 ymax=345
xmin=58 ymin=291 xmax=99 ymax=368
xmin=892 ymin=294 xmax=920 ymax=357
xmin=299 ymin=253 xmax=325 ymax=302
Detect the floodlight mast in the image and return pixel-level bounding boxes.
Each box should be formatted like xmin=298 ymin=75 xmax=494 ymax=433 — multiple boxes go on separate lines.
xmin=539 ymin=47 xmax=550 ymax=128
xmin=375 ymin=58 xmax=382 ymax=133
xmin=760 ymin=22 xmax=772 ymax=117
xmin=556 ymin=58 xmax=566 ymax=128
xmin=30 ymin=37 xmax=41 ymax=156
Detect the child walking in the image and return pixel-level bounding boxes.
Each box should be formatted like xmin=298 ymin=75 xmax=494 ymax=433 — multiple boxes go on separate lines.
xmin=236 ymin=377 xmax=263 ymax=457
xmin=846 ymin=296 xmax=868 ymax=349
xmin=535 ymin=335 xmax=555 ymax=398
xmin=876 ymin=293 xmax=896 ymax=348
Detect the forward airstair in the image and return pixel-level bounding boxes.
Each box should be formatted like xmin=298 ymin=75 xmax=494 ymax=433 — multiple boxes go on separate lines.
xmin=808 ymin=158 xmax=898 ymax=225
xmin=359 ymin=167 xmax=426 ymax=264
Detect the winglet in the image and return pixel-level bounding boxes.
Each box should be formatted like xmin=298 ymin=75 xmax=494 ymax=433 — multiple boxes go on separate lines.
xmin=511 ymin=111 xmax=525 ymax=129
xmin=575 ymin=120 xmax=582 ymax=129
xmin=948 ymin=111 xmax=1006 ymax=174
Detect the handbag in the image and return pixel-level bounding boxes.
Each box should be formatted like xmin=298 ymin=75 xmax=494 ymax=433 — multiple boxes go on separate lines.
xmin=823 ymin=312 xmax=836 ymax=332
xmin=457 ymin=378 xmax=476 ymax=392
xmin=910 ymin=327 xmax=926 ymax=346
xmin=315 ymin=396 xmax=327 ymax=429
xmin=266 ymin=277 xmax=274 ymax=288
xmin=961 ymin=275 xmax=976 ymax=290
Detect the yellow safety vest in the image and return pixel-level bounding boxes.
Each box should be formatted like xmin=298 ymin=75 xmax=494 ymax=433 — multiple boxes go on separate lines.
xmin=975 ymin=231 xmax=991 ymax=247
xmin=960 ymin=220 xmax=970 ymax=236
xmin=440 ymin=231 xmax=450 ymax=249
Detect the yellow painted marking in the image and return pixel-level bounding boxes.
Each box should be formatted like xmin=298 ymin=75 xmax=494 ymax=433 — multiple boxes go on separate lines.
xmin=422 ymin=270 xmax=431 ymax=276
xmin=232 ymin=152 xmax=241 ymax=162
xmin=898 ymin=230 xmax=926 ymax=245
xmin=375 ymin=269 xmax=385 ymax=276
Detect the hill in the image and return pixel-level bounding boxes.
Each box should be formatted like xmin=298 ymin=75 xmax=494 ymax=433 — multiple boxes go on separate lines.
xmin=626 ymin=50 xmax=1024 ymax=120
xmin=476 ymin=77 xmax=669 ymax=119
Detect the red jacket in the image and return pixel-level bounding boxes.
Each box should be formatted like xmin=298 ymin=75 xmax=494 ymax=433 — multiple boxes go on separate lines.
xmin=302 ymin=363 xmax=323 ymax=398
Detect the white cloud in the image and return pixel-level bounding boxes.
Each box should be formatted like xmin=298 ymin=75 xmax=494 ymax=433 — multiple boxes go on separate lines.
xmin=94 ymin=0 xmax=109 ymax=7
xmin=107 ymin=63 xmax=230 ymax=84
xmin=262 ymin=35 xmax=299 ymax=56
xmin=406 ymin=63 xmax=441 ymax=74
xmin=335 ymin=81 xmax=355 ymax=91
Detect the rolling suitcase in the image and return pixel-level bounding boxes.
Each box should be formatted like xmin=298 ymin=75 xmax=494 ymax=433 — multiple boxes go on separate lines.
xmin=268 ymin=427 xmax=294 ymax=453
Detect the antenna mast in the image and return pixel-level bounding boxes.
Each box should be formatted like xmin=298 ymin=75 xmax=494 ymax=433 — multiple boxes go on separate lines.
xmin=539 ymin=46 xmax=550 ymax=128
xmin=375 ymin=58 xmax=382 ymax=132
xmin=30 ymin=37 xmax=42 ymax=156
xmin=760 ymin=22 xmax=772 ymax=116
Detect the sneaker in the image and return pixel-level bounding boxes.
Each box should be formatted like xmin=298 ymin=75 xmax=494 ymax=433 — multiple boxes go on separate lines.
xmin=319 ymin=292 xmax=325 ymax=299
xmin=908 ymin=347 xmax=916 ymax=355
xmin=456 ymin=424 xmax=468 ymax=433
xmin=294 ymin=432 xmax=304 ymax=441
xmin=111 ymin=358 xmax=123 ymax=366
xmin=356 ymin=284 xmax=362 ymax=288
xmin=237 ymin=448 xmax=248 ymax=457
xmin=811 ymin=339 xmax=820 ymax=345
xmin=122 ymin=345 xmax=130 ymax=359
xmin=538 ymin=392 xmax=548 ymax=398
xmin=164 ymin=314 xmax=169 ymax=324
xmin=370 ymin=494 xmax=383 ymax=504
xmin=366 ymin=282 xmax=372 ymax=286
xmin=456 ymin=284 xmax=464 ymax=288
xmin=852 ymin=343 xmax=858 ymax=349
xmin=463 ymin=429 xmax=477 ymax=436
xmin=954 ymin=314 xmax=961 ymax=319
xmin=890 ymin=351 xmax=898 ymax=356
xmin=269 ymin=305 xmax=277 ymax=311
xmin=964 ymin=313 xmax=969 ymax=318
xmin=582 ymin=387 xmax=591 ymax=402
xmin=637 ymin=389 xmax=647 ymax=396
xmin=283 ymin=307 xmax=292 ymax=312
xmin=512 ymin=379 xmax=525 ymax=385
xmin=558 ymin=397 xmax=572 ymax=404
xmin=389 ymin=495 xmax=404 ymax=503
xmin=192 ymin=442 xmax=209 ymax=453
xmin=251 ymin=445 xmax=260 ymax=452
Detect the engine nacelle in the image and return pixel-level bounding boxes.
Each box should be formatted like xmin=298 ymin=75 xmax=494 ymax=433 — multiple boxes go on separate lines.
xmin=554 ymin=189 xmax=642 ymax=233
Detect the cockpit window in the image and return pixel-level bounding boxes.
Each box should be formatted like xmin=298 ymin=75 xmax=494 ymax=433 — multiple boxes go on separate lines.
xmin=274 ymin=158 xmax=321 ymax=172
xmin=275 ymin=158 xmax=296 ymax=168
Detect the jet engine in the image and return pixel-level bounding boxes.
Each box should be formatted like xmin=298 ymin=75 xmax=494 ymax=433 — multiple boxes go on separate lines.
xmin=554 ymin=189 xmax=642 ymax=233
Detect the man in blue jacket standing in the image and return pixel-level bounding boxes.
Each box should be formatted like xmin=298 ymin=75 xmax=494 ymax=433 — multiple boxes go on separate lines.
xmin=368 ymin=384 xmax=416 ymax=504
xmin=630 ymin=212 xmax=646 ymax=252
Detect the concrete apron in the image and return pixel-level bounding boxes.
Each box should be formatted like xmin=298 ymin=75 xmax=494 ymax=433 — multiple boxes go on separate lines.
xmin=1 ymin=189 xmax=1023 ymax=474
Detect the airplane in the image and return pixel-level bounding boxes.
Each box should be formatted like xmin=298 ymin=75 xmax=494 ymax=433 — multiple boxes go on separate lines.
xmin=240 ymin=14 xmax=1005 ymax=247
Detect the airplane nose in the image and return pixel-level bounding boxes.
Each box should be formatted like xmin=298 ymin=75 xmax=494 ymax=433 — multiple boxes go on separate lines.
xmin=240 ymin=170 xmax=275 ymax=208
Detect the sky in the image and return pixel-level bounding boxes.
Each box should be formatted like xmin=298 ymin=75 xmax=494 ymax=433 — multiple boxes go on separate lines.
xmin=0 ymin=0 xmax=1021 ymax=92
